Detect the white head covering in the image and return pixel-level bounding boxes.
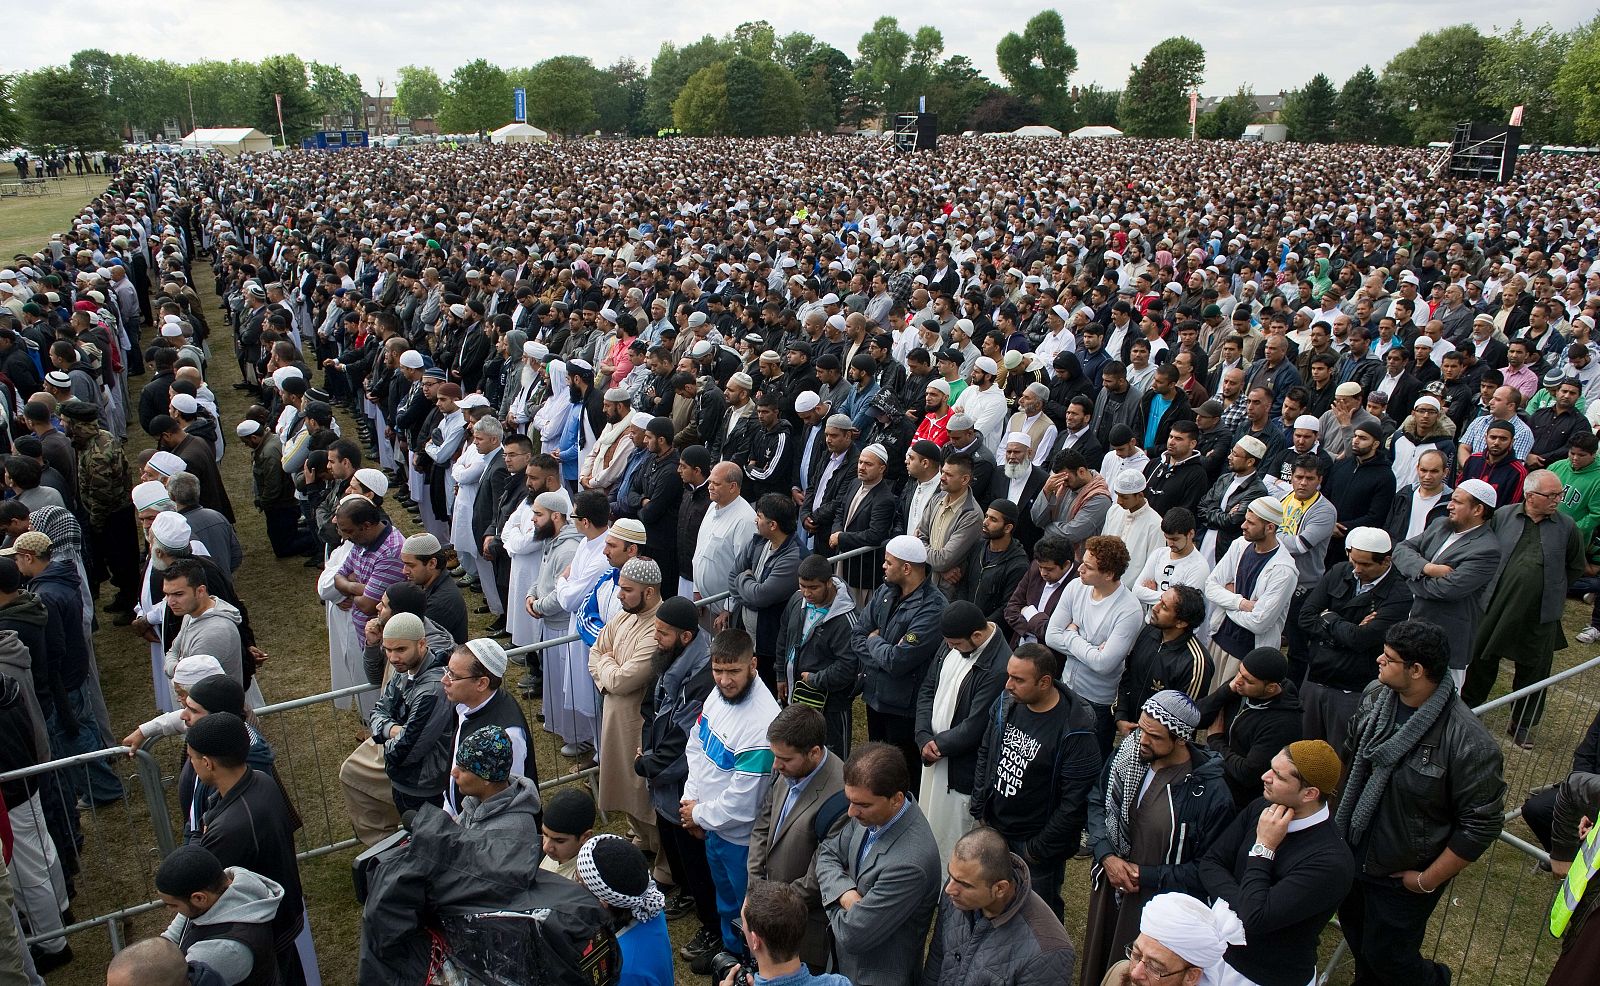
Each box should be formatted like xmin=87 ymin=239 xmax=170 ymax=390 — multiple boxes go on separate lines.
xmin=885 ymin=534 xmax=929 ymax=565
xmin=1139 ymin=893 xmax=1246 ymax=985
xmin=151 ymin=511 xmax=192 ymax=552
xmin=354 ymin=468 xmax=389 ymax=497
xmin=533 ymin=360 xmax=573 ymax=445
xmin=132 ymin=480 xmax=172 ymax=511
xmin=173 ymin=655 xmax=227 ymax=690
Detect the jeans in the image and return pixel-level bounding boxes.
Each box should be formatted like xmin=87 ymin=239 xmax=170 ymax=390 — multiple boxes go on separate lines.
xmin=1338 ymin=874 xmax=1449 ymax=986
xmin=704 ymin=831 xmax=751 ymax=955
xmin=46 ymin=683 xmax=124 ymax=805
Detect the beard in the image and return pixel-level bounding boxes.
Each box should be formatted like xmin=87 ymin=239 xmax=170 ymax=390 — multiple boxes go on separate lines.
xmin=1003 ymin=461 xmax=1029 ymax=480
xmin=534 ymin=518 xmax=556 ymax=541
xmin=569 ymin=383 xmax=584 ymax=403
xmin=720 ymin=677 xmax=755 ymax=705
xmin=652 ymin=638 xmax=687 ymax=676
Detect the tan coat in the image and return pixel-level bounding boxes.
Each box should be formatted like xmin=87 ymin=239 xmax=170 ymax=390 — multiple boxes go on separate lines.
xmin=588 ymin=601 xmax=659 ymax=819
xmin=746 ymin=750 xmax=849 ymax=971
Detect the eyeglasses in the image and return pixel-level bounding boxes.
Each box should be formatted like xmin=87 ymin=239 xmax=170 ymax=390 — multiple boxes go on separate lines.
xmin=441 ymin=668 xmax=482 ymax=683
xmin=1125 ymin=945 xmax=1191 ymax=981
xmin=1526 ymin=488 xmax=1560 ymax=500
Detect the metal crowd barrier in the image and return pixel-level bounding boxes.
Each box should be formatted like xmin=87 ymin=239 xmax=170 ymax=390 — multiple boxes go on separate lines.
xmin=1316 ymin=651 xmax=1600 ymax=985
xmin=3 ymin=541 xmax=884 ymax=956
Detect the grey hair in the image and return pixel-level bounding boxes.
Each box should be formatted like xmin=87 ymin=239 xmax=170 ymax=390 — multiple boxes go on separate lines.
xmin=951 ymin=827 xmax=1013 ymax=886
xmin=1524 ymin=467 xmax=1561 ymax=497
xmin=473 ymin=417 xmax=504 ymax=439
xmin=165 ymin=471 xmax=201 ymax=508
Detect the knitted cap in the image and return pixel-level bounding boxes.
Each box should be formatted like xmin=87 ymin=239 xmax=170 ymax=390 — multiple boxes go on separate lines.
xmin=542 ymin=787 xmax=596 ymax=836
xmin=185 ymin=711 xmax=249 ymax=761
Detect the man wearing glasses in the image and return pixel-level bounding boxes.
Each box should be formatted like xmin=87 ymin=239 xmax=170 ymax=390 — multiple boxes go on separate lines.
xmin=1111 ymin=891 xmax=1246 ymax=985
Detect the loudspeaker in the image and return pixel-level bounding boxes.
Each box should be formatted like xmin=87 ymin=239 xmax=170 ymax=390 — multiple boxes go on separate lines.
xmin=1446 ymin=122 xmax=1521 ymax=183
xmin=892 ymin=112 xmax=938 ymax=152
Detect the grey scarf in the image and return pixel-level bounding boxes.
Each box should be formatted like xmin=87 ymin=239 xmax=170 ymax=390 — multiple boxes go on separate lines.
xmin=1102 ymin=728 xmax=1148 ymax=863
xmin=1336 ymin=679 xmax=1456 ymax=847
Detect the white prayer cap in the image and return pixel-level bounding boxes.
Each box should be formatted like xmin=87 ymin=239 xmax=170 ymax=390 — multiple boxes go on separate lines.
xmin=170 ymin=394 xmax=198 ymax=416
xmin=465 ymin=638 xmax=508 ymax=679
xmin=794 ymin=392 xmax=821 ymax=413
xmin=534 ymin=489 xmax=573 ymax=514
xmin=1346 ymin=527 xmax=1393 ymax=554
xmin=1413 ymin=395 xmax=1441 ymax=411
xmin=173 ymin=655 xmax=226 ymax=690
xmin=885 ymin=534 xmax=929 ymax=565
xmin=1247 ymin=496 xmax=1284 ymax=525
xmin=235 ymin=420 xmax=263 ymax=438
xmin=629 ymin=411 xmax=653 ymax=428
xmin=131 ymin=480 xmax=172 ymax=511
xmin=1293 ymin=415 xmax=1321 ymax=432
xmin=160 ymin=323 xmax=183 ymax=338
xmin=148 ymin=451 xmax=186 ymax=478
xmin=1113 ymin=470 xmax=1147 ymax=494
xmin=860 ymin=443 xmax=889 ymax=464
xmin=1457 ymin=478 xmax=1497 ymax=509
xmin=271 ymin=366 xmax=303 ymax=388
xmin=610 ymin=518 xmax=647 ymax=545
xmin=1004 ymin=432 xmax=1034 ymax=449
xmin=354 ymin=468 xmax=389 ymax=497
xmin=399 ymin=350 xmax=426 ymax=369
xmin=974 ymin=356 xmax=998 ymax=375
xmin=151 ymin=511 xmax=192 ymax=551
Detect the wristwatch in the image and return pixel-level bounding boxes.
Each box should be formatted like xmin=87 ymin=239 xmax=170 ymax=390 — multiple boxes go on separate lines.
xmin=1248 ymin=842 xmax=1276 ymax=861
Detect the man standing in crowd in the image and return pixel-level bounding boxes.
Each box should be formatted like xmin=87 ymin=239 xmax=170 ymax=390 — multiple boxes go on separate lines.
xmin=746 ymin=705 xmax=848 ymax=973
xmin=1199 ymin=648 xmax=1304 ymax=809
xmin=1337 ymin=620 xmax=1505 ymax=986
xmin=815 ymin=742 xmax=942 ymax=986
xmin=1204 ymin=496 xmax=1297 ymax=688
xmin=855 ymin=534 xmax=946 ymax=783
xmin=357 ymin=612 xmax=451 ymax=813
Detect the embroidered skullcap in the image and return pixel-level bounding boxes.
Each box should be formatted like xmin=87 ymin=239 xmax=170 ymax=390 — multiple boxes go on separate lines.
xmin=465 ymin=638 xmax=508 ymax=678
xmin=454 ymin=725 xmax=512 ymax=783
xmin=354 ymin=468 xmax=389 ymax=497
xmin=610 ymin=518 xmax=647 ymax=545
xmin=621 ymin=557 xmax=662 ymax=586
xmin=1141 ymin=689 xmax=1200 ymax=740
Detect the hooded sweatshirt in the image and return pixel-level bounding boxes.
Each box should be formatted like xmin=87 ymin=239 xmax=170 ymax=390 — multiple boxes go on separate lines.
xmin=0 ymin=672 xmax=51 ymax=807
xmin=0 ymin=590 xmax=52 ymax=713
xmin=456 ymin=773 xmax=542 ymax=839
xmin=528 ymin=522 xmax=585 ymax=631
xmin=168 ymin=597 xmax=246 ymax=689
xmin=28 ymin=558 xmax=91 ymax=694
xmin=1551 ymin=456 xmax=1600 ymax=548
xmin=161 ymin=867 xmax=284 ymax=986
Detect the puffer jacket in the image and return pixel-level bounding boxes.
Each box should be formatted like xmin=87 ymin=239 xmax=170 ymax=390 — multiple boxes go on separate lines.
xmin=367 ymin=648 xmax=454 ymax=799
xmin=921 ymin=851 xmax=1076 ymax=986
xmin=1339 ymin=683 xmax=1506 ymax=878
xmin=457 ymin=774 xmax=542 ymax=841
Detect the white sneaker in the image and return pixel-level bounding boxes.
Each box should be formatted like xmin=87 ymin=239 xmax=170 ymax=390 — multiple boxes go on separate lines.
xmin=1577 ymin=626 xmax=1600 ymax=644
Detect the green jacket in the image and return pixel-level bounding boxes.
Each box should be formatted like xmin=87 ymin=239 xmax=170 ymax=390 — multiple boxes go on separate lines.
xmin=252 ymin=434 xmax=298 ymax=511
xmin=75 ymin=429 xmax=131 ymax=529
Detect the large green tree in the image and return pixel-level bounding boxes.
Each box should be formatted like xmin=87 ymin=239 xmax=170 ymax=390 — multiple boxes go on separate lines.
xmin=437 ymin=59 xmax=509 ymax=133
xmin=1556 ymin=16 xmax=1600 ymax=144
xmin=1480 ymin=21 xmax=1573 ymax=143
xmin=926 ymin=55 xmax=997 ymax=132
xmin=0 ymin=75 xmax=23 ymax=147
xmin=256 ymin=55 xmax=320 ymax=142
xmin=796 ymin=44 xmax=853 ymax=128
xmin=645 ymin=35 xmax=733 ymax=132
xmin=853 ymin=16 xmax=913 ymax=118
xmin=1281 ymin=73 xmax=1337 ymax=142
xmin=392 ymin=64 xmax=444 ymax=121
xmin=526 ymin=56 xmax=598 ymax=136
xmin=1071 ymin=83 xmax=1122 ymax=127
xmin=1118 ymin=36 xmax=1205 ymax=137
xmin=309 ymin=62 xmax=365 ymax=126
xmin=597 ymin=58 xmax=648 ymax=136
xmin=69 ymin=51 xmax=185 ymax=137
xmin=17 ymin=67 xmax=116 ymax=149
xmin=1382 ymin=24 xmax=1496 ymax=142
xmin=673 ymin=62 xmax=730 ymax=135
xmin=183 ymin=60 xmax=261 ymax=129
xmin=731 ymin=20 xmax=777 ymax=62
xmin=1196 ymin=87 xmax=1258 ymax=139
xmin=1335 ymin=65 xmax=1407 ymax=144
xmin=996 ymin=10 xmax=1079 ymax=128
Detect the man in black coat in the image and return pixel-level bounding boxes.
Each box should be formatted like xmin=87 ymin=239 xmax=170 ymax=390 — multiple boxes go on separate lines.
xmin=675 ymin=446 xmax=714 ymax=599
xmin=744 ymin=394 xmax=797 ymax=502
xmin=826 ymin=445 xmax=897 ymax=602
xmin=1142 ymin=420 xmax=1210 ymax=517
xmin=481 ymin=437 xmax=533 ymax=637
xmin=798 ymin=414 xmax=860 ymax=550
xmin=626 ymin=419 xmax=684 ymax=591
xmin=1199 ymin=648 xmax=1306 ymax=810
xmin=964 ymin=501 xmax=1030 ymax=625
xmin=469 ymin=429 xmax=513 ymax=612
xmin=1322 ymin=422 xmax=1395 ymax=562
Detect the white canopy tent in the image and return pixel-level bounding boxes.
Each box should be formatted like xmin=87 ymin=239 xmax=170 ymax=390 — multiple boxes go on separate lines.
xmin=489 ymin=122 xmax=550 ymax=144
xmin=179 ymin=128 xmax=275 ymax=155
xmin=1069 ymin=125 xmax=1125 ymax=139
xmin=1011 ymin=124 xmax=1063 ymax=137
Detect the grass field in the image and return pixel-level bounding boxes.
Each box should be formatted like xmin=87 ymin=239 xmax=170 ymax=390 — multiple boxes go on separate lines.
xmin=14 ymin=182 xmax=1600 ymax=985
xmin=0 ymin=168 xmax=108 ymax=261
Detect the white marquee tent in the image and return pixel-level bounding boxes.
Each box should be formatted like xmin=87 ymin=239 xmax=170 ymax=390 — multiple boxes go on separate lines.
xmin=490 ymin=122 xmax=550 ymax=144
xmin=1011 ymin=124 xmax=1063 ymax=138
xmin=179 ymin=128 xmax=275 ymax=155
xmin=1069 ymin=125 xmax=1125 ymax=139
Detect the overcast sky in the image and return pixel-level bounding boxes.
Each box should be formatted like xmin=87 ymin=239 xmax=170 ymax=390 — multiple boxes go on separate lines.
xmin=19 ymin=1 xmax=1596 ymax=96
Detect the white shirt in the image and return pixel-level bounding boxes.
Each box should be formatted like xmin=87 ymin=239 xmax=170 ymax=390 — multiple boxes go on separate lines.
xmin=693 ymin=497 xmax=757 ymax=612
xmin=953 ymin=383 xmax=1008 ymax=453
xmin=905 ymin=475 xmax=941 ymax=537
xmin=1408 ymin=488 xmax=1446 ymax=540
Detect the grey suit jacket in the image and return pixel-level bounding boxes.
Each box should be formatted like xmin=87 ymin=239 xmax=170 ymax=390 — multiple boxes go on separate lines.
xmin=815 ymin=798 xmax=942 ymax=986
xmin=746 ymin=751 xmax=849 ymax=970
xmin=1391 ymin=517 xmax=1504 ymax=668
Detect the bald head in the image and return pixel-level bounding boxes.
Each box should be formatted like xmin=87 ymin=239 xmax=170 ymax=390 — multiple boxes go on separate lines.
xmin=107 ymin=937 xmax=188 ymax=986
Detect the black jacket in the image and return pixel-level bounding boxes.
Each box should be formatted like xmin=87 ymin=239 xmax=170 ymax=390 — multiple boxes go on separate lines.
xmin=745 ymin=420 xmax=797 ymax=501
xmin=828 ymin=478 xmax=897 ymax=591
xmin=1298 ymin=562 xmax=1414 ymax=692
xmin=1339 ymin=685 xmax=1506 ymax=877
xmin=198 ymin=769 xmax=306 ymax=954
xmin=775 ymin=578 xmax=860 ymax=721
xmin=1384 ymin=483 xmax=1451 ymax=544
xmin=470 ymin=448 xmax=513 ymax=544
xmin=854 ymin=575 xmax=947 ymax=717
xmin=1324 ymin=450 xmax=1395 ymax=529
xmin=631 ymin=449 xmax=683 ymax=591
xmin=1142 ymin=452 xmax=1210 ymax=517
xmin=1116 ymin=626 xmax=1212 ymax=725
xmin=963 ymin=539 xmax=1029 ymax=625
xmin=799 ymin=447 xmax=859 ymax=540
xmin=914 ymin=630 xmax=1011 ymax=796
xmin=676 ymin=480 xmax=712 ymax=583
xmin=1199 ymin=679 xmax=1306 ymax=809
xmin=1133 ymin=386 xmax=1194 ymax=454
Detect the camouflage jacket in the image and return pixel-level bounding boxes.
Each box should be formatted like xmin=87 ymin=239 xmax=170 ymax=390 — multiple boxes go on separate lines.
xmin=77 ymin=430 xmax=132 ymax=528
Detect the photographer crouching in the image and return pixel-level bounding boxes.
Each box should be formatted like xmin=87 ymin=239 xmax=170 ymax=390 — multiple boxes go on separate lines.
xmin=717 ymin=881 xmax=851 ymax=986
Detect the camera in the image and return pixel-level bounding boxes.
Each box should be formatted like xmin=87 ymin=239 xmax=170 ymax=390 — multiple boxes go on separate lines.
xmin=708 ymin=920 xmax=750 ymax=986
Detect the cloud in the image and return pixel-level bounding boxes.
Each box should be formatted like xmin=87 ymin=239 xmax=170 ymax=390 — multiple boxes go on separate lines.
xmin=17 ymin=1 xmax=1596 ymax=98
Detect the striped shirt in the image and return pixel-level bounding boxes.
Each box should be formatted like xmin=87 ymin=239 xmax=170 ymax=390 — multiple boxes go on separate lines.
xmin=337 ymin=523 xmax=405 ymax=635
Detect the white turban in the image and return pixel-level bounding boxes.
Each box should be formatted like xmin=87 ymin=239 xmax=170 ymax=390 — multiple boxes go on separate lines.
xmin=151 ymin=511 xmax=192 ymax=552
xmin=132 ymin=480 xmax=172 ymax=511
xmin=1139 ymin=893 xmax=1246 ymax=985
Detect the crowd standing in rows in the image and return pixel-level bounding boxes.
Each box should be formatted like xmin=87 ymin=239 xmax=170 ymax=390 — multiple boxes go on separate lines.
xmin=1 ymin=134 xmax=1600 ymax=986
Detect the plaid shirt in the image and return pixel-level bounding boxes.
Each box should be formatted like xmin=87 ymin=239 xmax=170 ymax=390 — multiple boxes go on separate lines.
xmin=337 ymin=523 xmax=405 ymax=635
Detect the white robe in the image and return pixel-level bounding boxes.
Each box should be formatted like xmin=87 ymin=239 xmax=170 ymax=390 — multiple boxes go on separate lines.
xmin=919 ymin=646 xmax=979 ymax=864
xmin=501 ymin=500 xmax=542 ymax=646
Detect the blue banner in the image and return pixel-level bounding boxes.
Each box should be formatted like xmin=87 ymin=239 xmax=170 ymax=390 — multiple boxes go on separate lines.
xmin=513 ymin=88 xmax=527 ymax=123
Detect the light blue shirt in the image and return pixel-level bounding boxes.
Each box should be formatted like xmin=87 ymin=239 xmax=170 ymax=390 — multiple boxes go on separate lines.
xmin=775 ymin=749 xmax=830 ymax=835
xmin=856 ymin=796 xmax=912 ymax=870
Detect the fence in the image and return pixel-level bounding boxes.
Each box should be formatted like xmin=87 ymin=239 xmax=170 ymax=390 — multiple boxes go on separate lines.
xmin=1315 ymin=651 xmax=1600 ymax=985
xmin=2 ymin=542 xmax=882 ymax=958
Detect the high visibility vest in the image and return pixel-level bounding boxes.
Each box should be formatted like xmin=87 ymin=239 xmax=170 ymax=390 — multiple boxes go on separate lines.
xmin=1550 ymin=818 xmax=1600 ymax=938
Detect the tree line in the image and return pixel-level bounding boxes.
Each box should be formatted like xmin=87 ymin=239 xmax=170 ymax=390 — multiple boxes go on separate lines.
xmin=3 ymin=13 xmax=1598 ymax=153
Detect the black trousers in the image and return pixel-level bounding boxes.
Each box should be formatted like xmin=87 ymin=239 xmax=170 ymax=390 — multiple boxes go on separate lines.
xmin=265 ymin=504 xmax=317 ymax=557
xmin=1338 ymin=874 xmax=1449 ymax=986
xmin=866 ymin=706 xmax=920 ymax=787
xmin=657 ymin=815 xmax=719 ymax=936
xmin=88 ymin=504 xmax=141 ymax=605
xmin=1284 ymin=587 xmax=1312 ymax=684
xmin=391 ymin=789 xmax=443 ymax=814
xmin=1522 ymin=785 xmax=1558 ymax=852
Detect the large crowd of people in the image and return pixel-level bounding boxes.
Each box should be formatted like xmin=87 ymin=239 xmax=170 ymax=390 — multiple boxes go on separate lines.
xmin=1 ymin=133 xmax=1600 ymax=986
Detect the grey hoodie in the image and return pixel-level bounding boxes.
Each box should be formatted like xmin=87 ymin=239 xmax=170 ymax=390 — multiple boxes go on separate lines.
xmin=162 ymin=867 xmax=284 ymax=986
xmin=457 ymin=773 xmax=542 ymax=839
xmin=169 ymin=597 xmax=245 ymax=687
xmin=529 ymin=523 xmax=584 ymax=631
